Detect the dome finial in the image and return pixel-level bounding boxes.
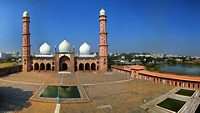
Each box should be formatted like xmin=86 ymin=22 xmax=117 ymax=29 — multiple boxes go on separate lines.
xmin=23 ymin=10 xmax=29 ymax=17
xmin=100 ymin=8 xmax=106 ymax=16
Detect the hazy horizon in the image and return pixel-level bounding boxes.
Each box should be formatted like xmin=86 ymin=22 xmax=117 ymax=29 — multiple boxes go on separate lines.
xmin=0 ymin=0 xmax=200 ymax=56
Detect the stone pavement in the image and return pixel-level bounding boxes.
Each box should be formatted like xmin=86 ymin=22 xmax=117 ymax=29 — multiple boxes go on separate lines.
xmin=0 ymin=71 xmax=174 ymax=113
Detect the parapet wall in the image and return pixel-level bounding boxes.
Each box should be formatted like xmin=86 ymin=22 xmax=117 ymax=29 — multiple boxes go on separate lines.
xmin=111 ymin=66 xmax=132 ymax=76
xmin=0 ymin=65 xmax=22 ymax=76
xmin=111 ymin=65 xmax=200 ymax=89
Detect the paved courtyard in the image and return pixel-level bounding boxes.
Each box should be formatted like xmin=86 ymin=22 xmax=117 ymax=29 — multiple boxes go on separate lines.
xmin=141 ymin=87 xmax=200 ymax=113
xmin=0 ymin=71 xmax=174 ymax=113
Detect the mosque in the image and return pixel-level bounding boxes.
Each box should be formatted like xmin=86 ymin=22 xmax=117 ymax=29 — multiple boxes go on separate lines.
xmin=22 ymin=9 xmax=108 ymax=73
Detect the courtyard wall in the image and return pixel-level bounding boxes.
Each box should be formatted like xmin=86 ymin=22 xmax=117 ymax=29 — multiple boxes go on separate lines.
xmin=0 ymin=65 xmax=22 ymax=76
xmin=111 ymin=65 xmax=200 ymax=89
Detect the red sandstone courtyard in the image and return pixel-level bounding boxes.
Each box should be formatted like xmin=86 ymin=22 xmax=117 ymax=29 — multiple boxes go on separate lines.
xmin=0 ymin=71 xmax=174 ymax=113
xmin=0 ymin=2 xmax=199 ymax=113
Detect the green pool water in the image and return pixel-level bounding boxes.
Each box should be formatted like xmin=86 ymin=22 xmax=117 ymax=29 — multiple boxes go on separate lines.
xmin=40 ymin=85 xmax=81 ymax=98
xmin=157 ymin=98 xmax=186 ymax=112
xmin=175 ymin=89 xmax=195 ymax=96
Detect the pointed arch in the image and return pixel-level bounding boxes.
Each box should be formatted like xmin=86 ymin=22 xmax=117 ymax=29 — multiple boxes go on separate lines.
xmin=34 ymin=63 xmax=39 ymax=70
xmin=59 ymin=55 xmax=70 ymax=71
xmin=40 ymin=63 xmax=45 ymax=70
xmin=85 ymin=63 xmax=90 ymax=70
xmin=79 ymin=63 xmax=84 ymax=71
xmin=46 ymin=63 xmax=51 ymax=70
xmin=91 ymin=63 xmax=96 ymax=70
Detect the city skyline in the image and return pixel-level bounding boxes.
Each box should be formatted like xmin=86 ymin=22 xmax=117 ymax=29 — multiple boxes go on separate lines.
xmin=0 ymin=0 xmax=200 ymax=56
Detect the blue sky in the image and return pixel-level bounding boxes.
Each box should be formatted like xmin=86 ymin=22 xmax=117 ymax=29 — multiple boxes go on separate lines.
xmin=0 ymin=0 xmax=200 ymax=56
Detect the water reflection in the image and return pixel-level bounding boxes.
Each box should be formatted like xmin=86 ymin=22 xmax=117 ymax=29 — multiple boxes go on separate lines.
xmin=158 ymin=64 xmax=200 ymax=76
xmin=40 ymin=86 xmax=81 ymax=98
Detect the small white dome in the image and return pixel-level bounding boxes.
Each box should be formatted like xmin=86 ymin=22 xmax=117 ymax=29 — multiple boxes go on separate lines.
xmin=59 ymin=40 xmax=71 ymax=52
xmin=23 ymin=11 xmax=29 ymax=17
xmin=100 ymin=9 xmax=106 ymax=16
xmin=39 ymin=42 xmax=51 ymax=54
xmin=79 ymin=42 xmax=91 ymax=55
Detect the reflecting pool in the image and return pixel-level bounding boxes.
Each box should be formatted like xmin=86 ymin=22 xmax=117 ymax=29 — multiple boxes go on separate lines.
xmin=40 ymin=85 xmax=81 ymax=98
xmin=175 ymin=89 xmax=195 ymax=97
xmin=157 ymin=98 xmax=186 ymax=112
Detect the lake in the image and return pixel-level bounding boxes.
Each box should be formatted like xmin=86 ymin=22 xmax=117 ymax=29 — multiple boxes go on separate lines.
xmin=158 ymin=64 xmax=200 ymax=76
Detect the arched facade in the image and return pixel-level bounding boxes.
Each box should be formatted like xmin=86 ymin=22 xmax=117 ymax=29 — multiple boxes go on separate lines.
xmin=75 ymin=60 xmax=98 ymax=72
xmin=32 ymin=58 xmax=55 ymax=71
xmin=32 ymin=55 xmax=100 ymax=73
xmin=59 ymin=56 xmax=70 ymax=71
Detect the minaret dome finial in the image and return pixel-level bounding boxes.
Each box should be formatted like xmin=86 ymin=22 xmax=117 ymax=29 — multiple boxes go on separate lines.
xmin=23 ymin=11 xmax=29 ymax=17
xmin=100 ymin=8 xmax=106 ymax=16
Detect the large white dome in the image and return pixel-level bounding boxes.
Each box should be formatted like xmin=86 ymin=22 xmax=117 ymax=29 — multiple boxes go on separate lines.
xmin=79 ymin=42 xmax=91 ymax=55
xmin=23 ymin=11 xmax=29 ymax=17
xmin=100 ymin=9 xmax=106 ymax=16
xmin=39 ymin=42 xmax=51 ymax=54
xmin=59 ymin=40 xmax=71 ymax=52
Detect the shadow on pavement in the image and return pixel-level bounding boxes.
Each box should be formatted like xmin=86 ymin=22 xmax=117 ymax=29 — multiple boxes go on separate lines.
xmin=0 ymin=86 xmax=32 ymax=112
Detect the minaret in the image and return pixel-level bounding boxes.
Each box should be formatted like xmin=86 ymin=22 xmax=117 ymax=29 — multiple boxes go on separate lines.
xmin=99 ymin=9 xmax=108 ymax=72
xmin=22 ymin=11 xmax=31 ymax=72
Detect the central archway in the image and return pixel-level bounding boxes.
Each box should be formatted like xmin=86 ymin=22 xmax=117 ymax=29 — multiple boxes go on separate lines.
xmin=59 ymin=55 xmax=70 ymax=71
xmin=62 ymin=63 xmax=68 ymax=70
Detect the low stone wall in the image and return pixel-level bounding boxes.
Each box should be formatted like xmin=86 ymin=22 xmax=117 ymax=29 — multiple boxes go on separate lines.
xmin=111 ymin=66 xmax=132 ymax=76
xmin=136 ymin=73 xmax=200 ymax=89
xmin=0 ymin=65 xmax=22 ymax=76
xmin=111 ymin=65 xmax=200 ymax=89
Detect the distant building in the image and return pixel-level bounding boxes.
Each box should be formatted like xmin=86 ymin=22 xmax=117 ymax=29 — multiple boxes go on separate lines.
xmin=11 ymin=52 xmax=22 ymax=59
xmin=0 ymin=52 xmax=12 ymax=60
